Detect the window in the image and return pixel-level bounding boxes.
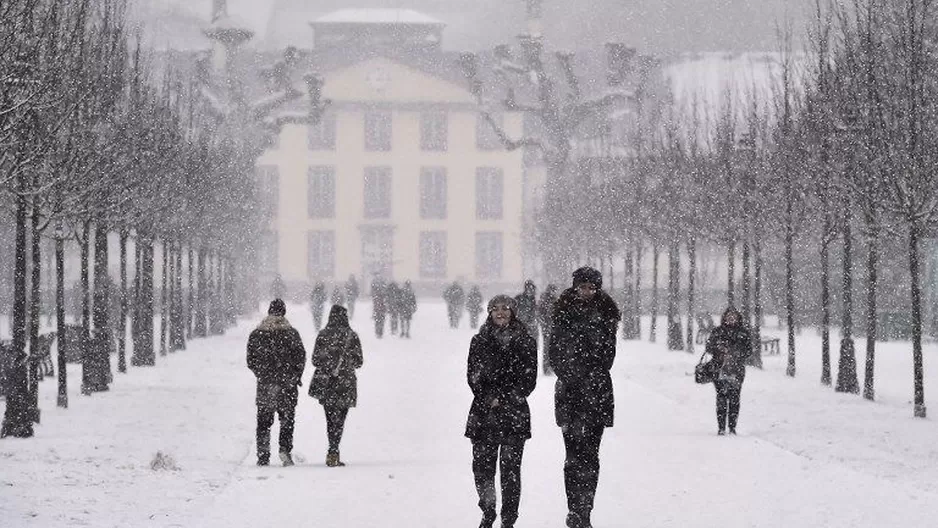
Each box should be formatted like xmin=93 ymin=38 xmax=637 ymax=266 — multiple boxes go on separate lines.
xmin=420 ymin=167 xmax=447 ymax=219
xmin=308 ymin=111 xmax=336 ymax=150
xmin=308 ymin=231 xmax=335 ymax=280
xmin=256 ymin=165 xmax=279 ymax=217
xmin=308 ymin=166 xmax=335 ymax=218
xmin=364 ymin=166 xmax=392 ymax=219
xmin=476 ymin=112 xmax=504 ymax=151
xmin=361 ymin=226 xmax=394 ymax=280
xmin=475 ymin=232 xmax=503 ymax=280
xmin=420 ymin=110 xmax=448 ymax=151
xmin=364 ymin=109 xmax=392 ymax=151
xmin=475 ymin=167 xmax=504 ymax=220
xmin=419 ymin=232 xmax=447 ymax=278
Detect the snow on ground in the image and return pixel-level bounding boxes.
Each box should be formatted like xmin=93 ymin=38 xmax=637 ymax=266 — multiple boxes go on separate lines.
xmin=2 ymin=301 xmax=937 ymax=528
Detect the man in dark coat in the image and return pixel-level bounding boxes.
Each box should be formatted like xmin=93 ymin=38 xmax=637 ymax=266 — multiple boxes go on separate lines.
xmin=399 ymin=281 xmax=417 ymax=338
xmin=310 ymin=282 xmax=327 ymax=332
xmin=345 ymin=274 xmax=359 ymax=319
xmin=246 ymin=299 xmax=306 ymax=467
xmin=548 ymin=267 xmax=621 ymax=528
xmin=515 ymin=280 xmax=539 ymax=346
xmin=705 ymin=306 xmax=752 ymax=435
xmin=466 ymin=285 xmax=484 ymax=329
xmin=371 ymin=277 xmax=388 ymax=338
xmin=538 ymin=284 xmax=559 ymax=374
xmin=466 ymin=295 xmax=538 ymax=528
xmin=444 ymin=281 xmax=466 ymax=328
xmin=387 ymin=281 xmax=402 ymax=335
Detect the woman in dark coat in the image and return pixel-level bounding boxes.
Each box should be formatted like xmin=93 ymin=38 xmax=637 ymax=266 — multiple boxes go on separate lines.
xmin=309 ymin=305 xmax=363 ymax=467
xmin=705 ymin=306 xmax=751 ymax=435
xmin=465 ymin=295 xmax=537 ymax=528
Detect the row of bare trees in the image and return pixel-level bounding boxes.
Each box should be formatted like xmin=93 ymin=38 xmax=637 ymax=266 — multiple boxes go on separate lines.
xmin=1 ymin=0 xmax=268 ymax=438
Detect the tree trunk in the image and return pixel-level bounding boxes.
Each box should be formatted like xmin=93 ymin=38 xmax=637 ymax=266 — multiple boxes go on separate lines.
xmin=836 ymin=208 xmax=858 ymax=394
xmin=187 ymin=247 xmax=194 ymax=339
xmin=171 ymin=242 xmax=186 ymax=351
xmin=195 ymin=248 xmax=208 ymax=338
xmin=750 ymin=238 xmax=764 ymax=369
xmin=741 ymin=240 xmax=751 ymax=327
xmin=159 ymin=240 xmax=169 ymax=356
xmin=56 ymin=237 xmax=67 ymax=409
xmin=820 ymin=216 xmax=832 ymax=387
xmin=118 ymin=231 xmax=128 ymax=373
xmin=27 ymin=201 xmax=41 ymax=423
xmin=131 ymin=241 xmax=142 ymax=364
xmin=634 ymin=243 xmax=644 ymax=338
xmin=649 ymin=244 xmax=660 ymax=343
xmin=1 ymin=190 xmax=33 ymax=438
xmin=666 ymin=241 xmax=683 ymax=351
xmin=727 ymin=240 xmax=736 ymax=306
xmin=89 ymin=218 xmax=111 ymax=392
xmin=132 ymin=237 xmax=155 ymax=366
xmin=621 ymin=248 xmax=639 ymax=339
xmin=909 ymin=225 xmax=927 ymax=418
xmin=79 ymin=221 xmax=93 ymax=394
xmin=863 ymin=214 xmax=878 ymax=401
xmin=785 ymin=180 xmax=797 ymax=377
xmin=686 ymin=238 xmax=697 ymax=354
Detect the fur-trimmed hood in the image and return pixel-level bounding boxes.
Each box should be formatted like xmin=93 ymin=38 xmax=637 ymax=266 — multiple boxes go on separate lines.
xmin=256 ymin=315 xmax=294 ymax=332
xmin=554 ymin=287 xmax=621 ymax=324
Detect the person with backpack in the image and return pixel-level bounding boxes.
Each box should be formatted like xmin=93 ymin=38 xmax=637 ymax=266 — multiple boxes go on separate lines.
xmin=308 ymin=305 xmax=363 ymax=467
xmin=246 ymin=299 xmax=306 ymax=467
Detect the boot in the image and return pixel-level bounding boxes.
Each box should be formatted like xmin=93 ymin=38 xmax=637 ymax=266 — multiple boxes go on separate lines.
xmin=566 ymin=511 xmax=592 ymax=528
xmin=279 ymin=452 xmax=294 ymax=467
xmin=256 ymin=455 xmax=269 ymax=466
xmin=326 ymin=451 xmax=346 ymax=467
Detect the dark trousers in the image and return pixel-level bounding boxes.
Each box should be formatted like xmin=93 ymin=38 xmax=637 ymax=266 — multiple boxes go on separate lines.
xmin=324 ymin=406 xmax=349 ymax=453
xmin=312 ymin=310 xmax=323 ymax=332
xmin=472 ymin=441 xmax=525 ymax=524
xmin=256 ymin=384 xmax=297 ymax=458
xmin=390 ymin=313 xmax=399 ymax=334
xmin=374 ymin=313 xmax=386 ymax=338
xmin=469 ymin=312 xmax=480 ymax=329
xmin=715 ymin=379 xmax=743 ymax=431
xmin=562 ymin=423 xmax=605 ymax=518
xmin=400 ymin=316 xmax=412 ymax=338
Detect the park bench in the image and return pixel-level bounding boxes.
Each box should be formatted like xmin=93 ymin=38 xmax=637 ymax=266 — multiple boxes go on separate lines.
xmin=760 ymin=337 xmax=781 ymax=356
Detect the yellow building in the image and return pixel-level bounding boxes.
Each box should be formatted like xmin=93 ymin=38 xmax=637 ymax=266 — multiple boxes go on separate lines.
xmin=254 ymin=10 xmax=527 ymax=296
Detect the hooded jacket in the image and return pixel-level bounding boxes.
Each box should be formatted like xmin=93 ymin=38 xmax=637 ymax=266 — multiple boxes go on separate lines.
xmin=311 ymin=306 xmax=364 ymax=408
xmin=246 ymin=315 xmax=306 ymax=387
xmin=705 ymin=307 xmax=752 ymax=382
xmin=548 ymin=287 xmax=621 ymax=428
xmin=465 ymin=312 xmax=538 ymax=443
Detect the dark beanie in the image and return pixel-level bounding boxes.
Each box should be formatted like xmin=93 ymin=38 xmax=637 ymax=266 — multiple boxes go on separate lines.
xmin=487 ymin=294 xmax=517 ymax=315
xmin=572 ymin=266 xmax=603 ymax=289
xmin=268 ymin=298 xmax=286 ymax=316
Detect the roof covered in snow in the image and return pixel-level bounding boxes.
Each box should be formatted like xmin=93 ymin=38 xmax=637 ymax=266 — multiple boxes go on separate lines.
xmin=313 ymin=9 xmax=445 ymax=27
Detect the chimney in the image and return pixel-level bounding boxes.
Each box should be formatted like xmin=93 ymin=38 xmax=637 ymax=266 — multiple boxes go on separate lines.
xmin=525 ymin=0 xmax=543 ymax=39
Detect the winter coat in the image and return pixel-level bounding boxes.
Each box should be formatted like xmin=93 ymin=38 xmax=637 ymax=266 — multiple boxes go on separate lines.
xmin=345 ymin=276 xmax=359 ymax=301
xmin=387 ymin=283 xmax=402 ymax=315
xmin=246 ymin=316 xmax=306 ymax=388
xmin=331 ymin=288 xmax=346 ymax=307
xmin=400 ymin=285 xmax=418 ymax=318
xmin=515 ymin=285 xmax=538 ymax=338
xmin=371 ymin=280 xmax=387 ymax=317
xmin=311 ymin=307 xmax=364 ymax=408
xmin=466 ymin=287 xmax=484 ymax=316
xmin=311 ymin=284 xmax=327 ymax=309
xmin=548 ymin=288 xmax=621 ymax=428
xmin=465 ymin=318 xmax=538 ymax=444
xmin=444 ymin=283 xmax=466 ymax=310
xmin=705 ymin=307 xmax=752 ymax=384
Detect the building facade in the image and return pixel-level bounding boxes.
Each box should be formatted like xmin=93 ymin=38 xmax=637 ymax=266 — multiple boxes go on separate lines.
xmin=255 ymin=12 xmax=526 ymax=295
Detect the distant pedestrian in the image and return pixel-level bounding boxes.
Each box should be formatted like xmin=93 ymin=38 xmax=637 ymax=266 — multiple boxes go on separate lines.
xmin=444 ymin=281 xmax=466 ymax=329
xmin=310 ymin=282 xmax=326 ymax=332
xmin=246 ymin=299 xmax=306 ymax=467
xmin=387 ymin=281 xmax=402 ymax=335
xmin=399 ymin=281 xmax=417 ymax=338
xmin=345 ymin=275 xmax=360 ymax=319
xmin=705 ymin=306 xmax=751 ymax=435
xmin=515 ymin=280 xmax=539 ymax=346
xmin=549 ymin=267 xmax=621 ymax=528
xmin=331 ymin=285 xmax=346 ymax=307
xmin=371 ymin=277 xmax=387 ymax=338
xmin=308 ymin=305 xmax=363 ymax=467
xmin=538 ymin=284 xmax=559 ymax=374
xmin=465 ymin=295 xmax=537 ymax=528
xmin=467 ymin=285 xmax=484 ymax=329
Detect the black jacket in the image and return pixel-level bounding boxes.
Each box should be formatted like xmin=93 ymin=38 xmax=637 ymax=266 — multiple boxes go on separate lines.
xmin=466 ymin=287 xmax=484 ymax=315
xmin=311 ymin=307 xmax=364 ymax=408
xmin=548 ymin=288 xmax=621 ymax=428
xmin=246 ymin=316 xmax=306 ymax=387
xmin=705 ymin=308 xmax=751 ymax=383
xmin=465 ymin=318 xmax=538 ymax=443
xmin=400 ymin=285 xmax=417 ymax=318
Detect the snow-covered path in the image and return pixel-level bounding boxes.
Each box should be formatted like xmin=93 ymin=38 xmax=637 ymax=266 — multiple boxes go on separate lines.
xmin=3 ymin=301 xmax=938 ymax=527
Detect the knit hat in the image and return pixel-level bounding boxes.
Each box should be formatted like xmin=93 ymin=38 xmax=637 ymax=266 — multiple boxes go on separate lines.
xmin=268 ymin=298 xmax=286 ymax=316
xmin=572 ymin=266 xmax=603 ymax=289
xmin=487 ymin=294 xmax=517 ymax=315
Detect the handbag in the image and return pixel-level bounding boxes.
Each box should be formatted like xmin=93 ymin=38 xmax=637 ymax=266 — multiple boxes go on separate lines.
xmin=694 ymin=352 xmax=717 ymax=384
xmin=308 ymin=332 xmax=352 ymax=399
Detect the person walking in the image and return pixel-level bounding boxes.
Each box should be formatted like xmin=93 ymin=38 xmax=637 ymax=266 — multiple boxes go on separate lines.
xmin=387 ymin=281 xmax=402 ymax=335
xmin=705 ymin=306 xmax=751 ymax=435
xmin=515 ymin=280 xmax=539 ymax=346
xmin=308 ymin=305 xmax=363 ymax=467
xmin=467 ymin=285 xmax=484 ymax=329
xmin=246 ymin=299 xmax=306 ymax=467
xmin=538 ymin=284 xmax=559 ymax=374
xmin=399 ymin=281 xmax=417 ymax=338
xmin=444 ymin=281 xmax=466 ymax=329
xmin=345 ymin=274 xmax=359 ymax=319
xmin=549 ymin=267 xmax=621 ymax=528
xmin=371 ymin=277 xmax=387 ymax=338
xmin=331 ymin=285 xmax=346 ymax=307
xmin=465 ymin=295 xmax=537 ymax=528
xmin=310 ymin=282 xmax=326 ymax=332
